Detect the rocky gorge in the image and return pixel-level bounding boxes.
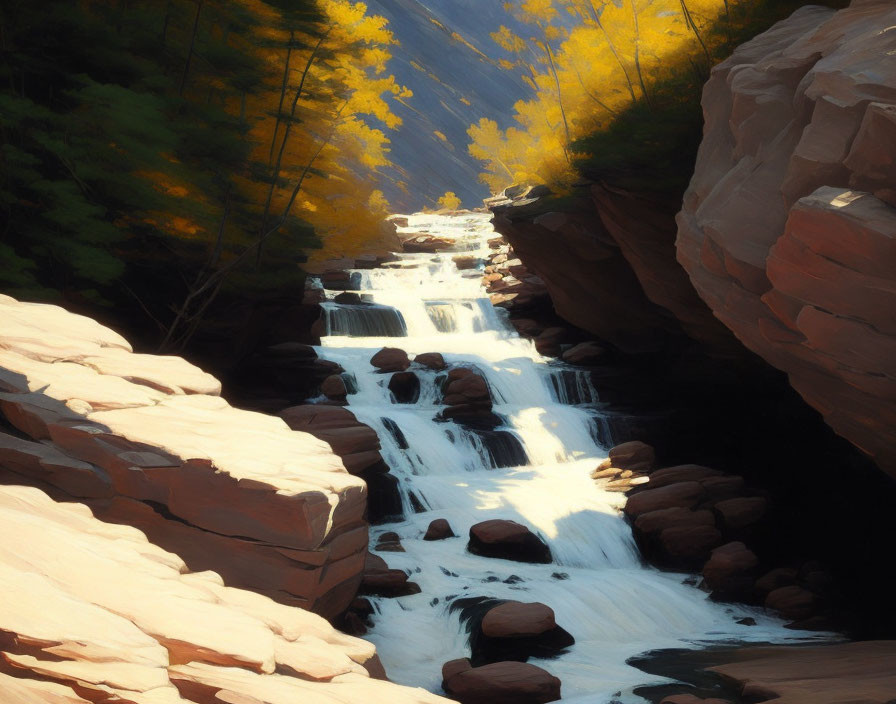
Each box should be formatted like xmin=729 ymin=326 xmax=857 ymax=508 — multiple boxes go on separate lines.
xmin=2 ymin=2 xmax=896 ymax=703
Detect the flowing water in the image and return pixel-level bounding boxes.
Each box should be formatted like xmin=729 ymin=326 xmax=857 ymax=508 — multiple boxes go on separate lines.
xmin=315 ymin=212 xmax=813 ymax=702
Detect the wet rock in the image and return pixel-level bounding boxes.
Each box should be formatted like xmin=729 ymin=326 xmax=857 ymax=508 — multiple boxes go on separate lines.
xmin=424 ymin=518 xmax=456 ymax=541
xmin=765 ymin=585 xmax=819 ymax=621
xmin=468 ymin=520 xmax=552 ymax=564
xmin=415 ymin=352 xmax=447 ymax=370
xmin=511 ymin=318 xmax=544 ymax=338
xmin=473 ymin=601 xmax=575 ymax=665
xmin=608 ymin=441 xmax=656 ymax=474
xmin=453 ymin=255 xmax=479 ymax=270
xmin=402 ymin=234 xmax=456 ymax=253
xmin=389 ymin=371 xmax=421 ymax=404
xmin=702 ymin=542 xmax=759 ymax=601
xmin=375 ymin=531 xmax=405 ymax=553
xmin=624 ymin=482 xmax=706 ymax=518
xmin=655 ymin=525 xmax=724 ymax=568
xmin=488 ymin=236 xmax=505 ymax=249
xmin=481 ymin=601 xmax=556 ymax=638
xmin=561 ymin=341 xmax=606 ymax=366
xmin=754 ymin=567 xmax=799 ymax=598
xmin=637 ymin=464 xmax=720 ymax=489
xmin=442 ymin=660 xmax=562 ymax=704
xmin=713 ymin=497 xmax=770 ymax=534
xmin=360 ymin=552 xmax=421 ymax=597
xmin=534 ymin=327 xmax=567 ymax=356
xmin=320 ymin=374 xmax=348 ymax=400
xmin=334 ymin=291 xmax=363 ymax=304
xmin=371 ymin=347 xmax=411 ymax=372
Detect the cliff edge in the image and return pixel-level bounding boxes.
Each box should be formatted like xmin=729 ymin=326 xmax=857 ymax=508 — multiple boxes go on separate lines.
xmin=677 ymin=1 xmax=896 ymax=475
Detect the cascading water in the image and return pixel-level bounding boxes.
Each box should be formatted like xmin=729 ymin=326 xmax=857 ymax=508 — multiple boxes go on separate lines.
xmin=315 ymin=212 xmax=816 ymax=702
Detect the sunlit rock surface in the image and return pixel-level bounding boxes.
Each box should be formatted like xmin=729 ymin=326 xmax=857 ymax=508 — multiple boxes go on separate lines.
xmin=0 ymin=483 xmax=448 ymax=704
xmin=0 ymin=294 xmax=451 ymax=703
xmin=0 ymin=294 xmax=368 ymax=618
xmin=677 ymin=1 xmax=896 ymax=474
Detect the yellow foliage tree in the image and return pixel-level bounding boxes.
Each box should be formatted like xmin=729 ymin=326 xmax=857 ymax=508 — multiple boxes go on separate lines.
xmin=469 ymin=0 xmax=749 ymax=192
xmin=437 ymin=191 xmax=463 ymax=210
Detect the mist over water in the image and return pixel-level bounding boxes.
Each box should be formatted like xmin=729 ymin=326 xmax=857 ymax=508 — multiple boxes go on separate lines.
xmin=315 ymin=212 xmax=811 ymax=702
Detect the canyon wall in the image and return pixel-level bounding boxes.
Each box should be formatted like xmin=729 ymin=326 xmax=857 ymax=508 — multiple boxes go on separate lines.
xmin=677 ymin=1 xmax=896 ymax=476
xmin=492 ymin=1 xmax=896 ymax=476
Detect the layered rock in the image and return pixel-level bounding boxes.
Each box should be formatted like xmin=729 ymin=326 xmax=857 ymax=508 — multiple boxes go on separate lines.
xmin=0 ymin=295 xmax=367 ymax=618
xmin=0 ymin=483 xmax=447 ymax=704
xmin=676 ymin=2 xmax=896 ymax=474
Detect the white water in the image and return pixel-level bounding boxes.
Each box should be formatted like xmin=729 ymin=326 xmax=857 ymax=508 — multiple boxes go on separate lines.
xmin=315 ymin=212 xmax=815 ymax=702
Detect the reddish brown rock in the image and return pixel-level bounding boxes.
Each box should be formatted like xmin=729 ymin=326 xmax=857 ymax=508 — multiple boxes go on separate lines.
xmin=754 ymin=567 xmax=799 ymax=598
xmin=480 ymin=602 xmax=556 ymax=639
xmin=676 ymin=2 xmax=896 ymax=475
xmin=634 ymin=507 xmax=716 ymax=537
xmin=442 ymin=661 xmax=561 ymax=704
xmin=765 ymin=585 xmax=819 ymax=621
xmin=713 ymin=497 xmax=770 ymax=533
xmin=707 ymin=641 xmax=896 ymax=704
xmin=702 ymin=542 xmax=759 ymax=601
xmin=561 ymin=341 xmax=606 ymax=366
xmin=453 ymin=255 xmax=479 ymax=270
xmin=320 ymin=374 xmax=348 ymax=400
xmin=371 ymin=347 xmax=411 ymax=372
xmin=608 ymin=441 xmax=657 ymax=474
xmin=468 ymin=520 xmax=552 ymax=564
xmin=414 ymin=352 xmax=447 ymax=370
xmin=656 ymin=525 xmax=724 ymax=567
xmin=402 ymin=234 xmax=455 ymax=253
xmin=424 ymin=518 xmax=456 ymax=541
xmin=640 ymin=465 xmax=720 ymax=489
xmin=624 ymin=482 xmax=705 ymax=518
xmin=360 ymin=552 xmax=421 ymax=598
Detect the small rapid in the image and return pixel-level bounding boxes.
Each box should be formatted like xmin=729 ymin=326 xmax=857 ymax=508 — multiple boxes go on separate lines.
xmin=315 ymin=212 xmax=811 ymax=702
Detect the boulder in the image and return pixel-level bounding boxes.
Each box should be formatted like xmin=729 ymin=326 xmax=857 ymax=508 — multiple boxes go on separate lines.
xmin=442 ymin=661 xmax=561 ymax=704
xmin=561 ymin=341 xmax=606 ymax=366
xmin=389 ymin=371 xmax=421 ymax=404
xmin=375 ymin=531 xmax=404 ymax=553
xmin=402 ymin=235 xmax=455 ymax=253
xmin=415 ymin=352 xmax=447 ymax=370
xmin=481 ymin=601 xmax=556 ymax=639
xmin=468 ymin=520 xmax=552 ymax=564
xmin=371 ymin=347 xmax=411 ymax=372
xmin=639 ymin=464 xmax=720 ymax=489
xmin=713 ymin=497 xmax=770 ymax=533
xmin=608 ymin=441 xmax=656 ymax=473
xmin=534 ymin=327 xmax=567 ymax=356
xmin=754 ymin=567 xmax=799 ymax=598
xmin=424 ymin=518 xmax=456 ymax=541
xmin=473 ymin=601 xmax=575 ymax=665
xmin=334 ymin=291 xmax=363 ymax=304
xmin=360 ymin=552 xmax=421 ymax=598
xmin=655 ymin=525 xmax=724 ymax=568
xmin=765 ymin=585 xmax=819 ymax=621
xmin=624 ymin=482 xmax=705 ymax=518
xmin=511 ymin=318 xmax=544 ymax=338
xmin=320 ymin=374 xmax=348 ymax=400
xmin=453 ymin=255 xmax=479 ymax=270
xmin=702 ymin=542 xmax=759 ymax=601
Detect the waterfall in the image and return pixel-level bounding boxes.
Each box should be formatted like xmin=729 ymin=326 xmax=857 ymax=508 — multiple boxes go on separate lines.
xmin=316 ymin=212 xmax=810 ymax=702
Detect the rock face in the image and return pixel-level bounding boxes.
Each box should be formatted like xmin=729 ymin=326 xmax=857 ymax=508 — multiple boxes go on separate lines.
xmin=0 ymin=484 xmax=451 ymax=704
xmin=676 ymin=2 xmax=896 ymax=475
xmin=0 ymin=295 xmax=368 ymax=618
xmin=0 ymin=297 xmax=449 ymax=704
xmin=707 ymin=641 xmax=896 ymax=704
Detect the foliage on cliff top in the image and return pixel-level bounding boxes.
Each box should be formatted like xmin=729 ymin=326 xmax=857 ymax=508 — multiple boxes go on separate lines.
xmin=467 ymin=0 xmax=849 ymax=197
xmin=1 ymin=0 xmax=407 ymax=350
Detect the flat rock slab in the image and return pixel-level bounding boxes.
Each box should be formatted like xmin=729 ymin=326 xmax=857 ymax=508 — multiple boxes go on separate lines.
xmin=443 ymin=660 xmax=561 ymax=704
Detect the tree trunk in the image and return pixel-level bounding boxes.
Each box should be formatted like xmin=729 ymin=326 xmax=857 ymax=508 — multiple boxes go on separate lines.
xmin=179 ymin=0 xmax=204 ymax=97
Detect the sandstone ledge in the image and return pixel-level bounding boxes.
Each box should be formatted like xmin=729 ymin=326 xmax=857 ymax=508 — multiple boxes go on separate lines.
xmin=0 ymin=294 xmax=366 ymax=617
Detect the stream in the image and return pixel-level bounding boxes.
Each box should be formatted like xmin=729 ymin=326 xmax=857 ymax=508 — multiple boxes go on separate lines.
xmin=314 ymin=212 xmax=808 ymax=702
